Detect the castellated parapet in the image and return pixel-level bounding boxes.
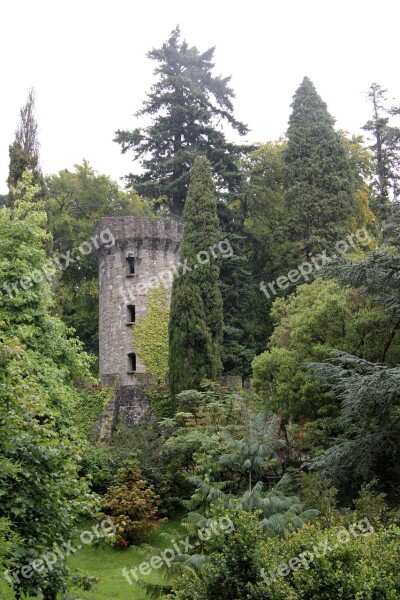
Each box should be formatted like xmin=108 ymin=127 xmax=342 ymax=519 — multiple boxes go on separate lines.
xmin=94 ymin=216 xmax=182 ymax=392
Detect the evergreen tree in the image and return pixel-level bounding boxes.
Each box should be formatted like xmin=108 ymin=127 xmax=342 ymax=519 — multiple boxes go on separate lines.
xmin=100 ymin=460 xmax=160 ymax=546
xmin=362 ymin=83 xmax=400 ymax=225
xmin=115 ymin=26 xmax=249 ymax=215
xmin=169 ymin=156 xmax=223 ymax=396
xmin=284 ymin=77 xmax=357 ymax=259
xmin=217 ymin=202 xmax=257 ymax=377
xmin=309 ymin=352 xmax=400 ymax=497
xmin=308 ymin=206 xmax=400 ymax=495
xmin=7 ymin=89 xmax=43 ymax=209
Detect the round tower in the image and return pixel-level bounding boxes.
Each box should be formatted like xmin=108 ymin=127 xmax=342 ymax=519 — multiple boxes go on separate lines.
xmin=94 ymin=216 xmax=182 ymax=387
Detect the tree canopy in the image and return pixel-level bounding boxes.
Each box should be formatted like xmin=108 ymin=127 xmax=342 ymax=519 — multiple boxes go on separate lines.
xmin=114 ymin=26 xmax=249 ymax=215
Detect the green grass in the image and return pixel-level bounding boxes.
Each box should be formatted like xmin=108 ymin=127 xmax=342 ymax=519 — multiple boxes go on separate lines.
xmin=0 ymin=518 xmax=184 ymax=599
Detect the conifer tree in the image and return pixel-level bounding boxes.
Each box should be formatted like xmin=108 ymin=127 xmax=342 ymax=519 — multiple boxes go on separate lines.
xmin=284 ymin=77 xmax=357 ymax=259
xmin=7 ymin=89 xmax=43 ymax=209
xmin=309 ymin=205 xmax=400 ymax=494
xmin=169 ymin=156 xmax=223 ymax=396
xmin=115 ymin=26 xmax=249 ymax=215
xmin=362 ymin=83 xmax=400 ymax=226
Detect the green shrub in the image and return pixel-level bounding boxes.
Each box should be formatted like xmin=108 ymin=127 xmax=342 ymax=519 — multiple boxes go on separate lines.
xmin=79 ymin=444 xmax=115 ymax=495
xmin=298 ymin=472 xmax=339 ymax=526
xmin=352 ymin=480 xmax=389 ymax=526
xmin=166 ymin=508 xmax=263 ymax=600
xmin=168 ymin=513 xmax=400 ymax=599
xmin=99 ymin=460 xmax=162 ymax=547
xmin=257 ymin=522 xmax=400 ymax=599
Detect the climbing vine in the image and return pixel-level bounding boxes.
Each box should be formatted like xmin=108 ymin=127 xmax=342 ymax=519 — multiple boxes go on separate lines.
xmin=74 ymin=384 xmax=114 ymax=440
xmin=134 ymin=285 xmax=169 ymax=384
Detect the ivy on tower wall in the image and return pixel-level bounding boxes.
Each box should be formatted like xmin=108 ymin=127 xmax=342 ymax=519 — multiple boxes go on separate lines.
xmin=134 ymin=285 xmax=169 ymax=383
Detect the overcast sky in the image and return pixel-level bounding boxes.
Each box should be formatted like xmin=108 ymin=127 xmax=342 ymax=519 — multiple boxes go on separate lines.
xmin=1 ymin=0 xmax=399 ymax=194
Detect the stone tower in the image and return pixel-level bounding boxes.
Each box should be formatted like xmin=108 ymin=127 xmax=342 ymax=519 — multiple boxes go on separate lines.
xmin=94 ymin=216 xmax=182 ymax=431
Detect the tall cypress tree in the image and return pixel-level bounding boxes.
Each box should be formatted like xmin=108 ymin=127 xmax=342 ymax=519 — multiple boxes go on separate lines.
xmin=284 ymin=77 xmax=357 ymax=259
xmin=169 ymin=156 xmax=223 ymax=396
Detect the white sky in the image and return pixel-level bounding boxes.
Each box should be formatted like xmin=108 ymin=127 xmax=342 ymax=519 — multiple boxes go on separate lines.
xmin=0 ymin=0 xmax=399 ymax=194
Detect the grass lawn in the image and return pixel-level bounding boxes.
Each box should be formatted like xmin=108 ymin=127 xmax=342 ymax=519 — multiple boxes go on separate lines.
xmin=0 ymin=518 xmax=184 ymax=599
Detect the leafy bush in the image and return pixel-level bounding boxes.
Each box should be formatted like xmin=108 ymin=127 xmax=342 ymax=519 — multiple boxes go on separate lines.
xmin=298 ymin=472 xmax=339 ymax=525
xmin=79 ymin=444 xmax=116 ymax=495
xmin=112 ymin=421 xmax=190 ymax=517
xmin=168 ymin=516 xmax=400 ymax=599
xmin=352 ymin=480 xmax=390 ymax=526
xmin=99 ymin=460 xmax=161 ymax=546
xmin=257 ymin=522 xmax=400 ymax=599
xmin=252 ymin=278 xmax=400 ymax=422
xmin=166 ymin=508 xmax=264 ymax=600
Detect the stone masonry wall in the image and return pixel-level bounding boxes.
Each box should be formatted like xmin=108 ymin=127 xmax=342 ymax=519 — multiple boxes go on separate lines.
xmin=95 ymin=217 xmax=182 ymax=387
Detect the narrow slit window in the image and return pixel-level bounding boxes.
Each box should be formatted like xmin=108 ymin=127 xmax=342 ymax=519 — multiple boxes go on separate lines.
xmin=126 ymin=256 xmax=135 ymax=275
xmin=128 ymin=352 xmax=136 ymax=372
xmin=127 ymin=305 xmax=136 ymax=323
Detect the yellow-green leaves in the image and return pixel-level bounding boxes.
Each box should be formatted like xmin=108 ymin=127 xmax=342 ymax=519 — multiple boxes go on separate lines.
xmin=134 ymin=285 xmax=170 ymax=383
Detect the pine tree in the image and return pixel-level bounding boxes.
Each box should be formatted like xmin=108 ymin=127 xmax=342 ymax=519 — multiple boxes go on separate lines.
xmin=284 ymin=77 xmax=357 ymax=259
xmin=115 ymin=26 xmax=249 ymax=215
xmin=100 ymin=460 xmax=160 ymax=546
xmin=168 ymin=156 xmax=223 ymax=396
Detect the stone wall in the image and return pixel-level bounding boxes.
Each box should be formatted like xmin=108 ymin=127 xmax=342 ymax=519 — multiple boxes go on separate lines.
xmin=95 ymin=384 xmax=152 ymax=443
xmin=94 ymin=216 xmax=182 ymax=387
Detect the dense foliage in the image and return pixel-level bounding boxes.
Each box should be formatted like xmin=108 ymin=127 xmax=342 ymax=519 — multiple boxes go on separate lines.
xmin=169 ymin=156 xmax=223 ymax=396
xmin=3 ymin=26 xmax=400 ymax=600
xmin=168 ymin=510 xmax=400 ymax=600
xmin=252 ymin=277 xmax=400 ymax=421
xmin=115 ymin=26 xmax=249 ymax=215
xmin=134 ymin=285 xmax=170 ymax=383
xmin=99 ymin=461 xmax=161 ymax=547
xmin=283 ymin=77 xmax=358 ymax=260
xmin=0 ymin=175 xmax=97 ymax=599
